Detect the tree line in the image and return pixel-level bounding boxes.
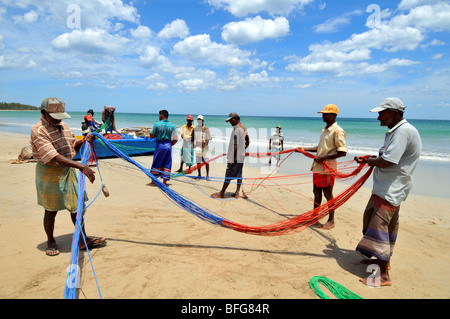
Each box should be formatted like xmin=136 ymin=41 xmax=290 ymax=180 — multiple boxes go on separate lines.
xmin=0 ymin=102 xmax=39 ymax=110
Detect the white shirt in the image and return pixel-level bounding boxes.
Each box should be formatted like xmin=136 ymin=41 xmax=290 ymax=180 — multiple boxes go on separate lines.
xmin=372 ymin=119 xmax=422 ymax=207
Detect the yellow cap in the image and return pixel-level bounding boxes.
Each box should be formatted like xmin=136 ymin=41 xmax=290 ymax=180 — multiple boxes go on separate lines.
xmin=318 ymin=104 xmax=339 ymax=114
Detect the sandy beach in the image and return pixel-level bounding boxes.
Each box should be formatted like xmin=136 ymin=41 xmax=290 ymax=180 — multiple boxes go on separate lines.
xmin=1 ymin=131 xmax=449 ymax=300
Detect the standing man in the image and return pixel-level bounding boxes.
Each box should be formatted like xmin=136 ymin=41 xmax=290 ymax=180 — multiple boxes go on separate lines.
xmin=176 ymin=115 xmax=194 ymax=173
xmin=268 ymin=125 xmax=284 ymax=166
xmin=212 ymin=112 xmax=250 ymax=199
xmin=194 ymin=115 xmax=212 ymax=179
xmin=354 ymin=97 xmax=421 ymax=287
xmin=149 ymin=110 xmax=178 ymax=186
xmin=298 ymin=104 xmax=348 ymax=230
xmin=31 ymin=97 xmax=103 ymax=256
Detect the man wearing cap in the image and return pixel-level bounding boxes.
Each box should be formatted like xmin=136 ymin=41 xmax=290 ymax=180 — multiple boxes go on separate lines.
xmin=194 ymin=115 xmax=212 ymax=179
xmin=268 ymin=125 xmax=284 ymax=166
xmin=212 ymin=112 xmax=250 ymax=198
xmin=149 ymin=109 xmax=178 ymax=186
xmin=298 ymin=104 xmax=348 ymax=230
xmin=176 ymin=115 xmax=195 ymax=173
xmin=354 ymin=97 xmax=421 ymax=287
xmin=31 ymin=97 xmax=102 ymax=256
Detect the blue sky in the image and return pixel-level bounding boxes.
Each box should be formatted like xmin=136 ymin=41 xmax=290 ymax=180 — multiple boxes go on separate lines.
xmin=0 ymin=0 xmax=449 ymax=119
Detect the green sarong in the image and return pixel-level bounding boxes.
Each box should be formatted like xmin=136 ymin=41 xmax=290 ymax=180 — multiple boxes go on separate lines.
xmin=35 ymin=163 xmax=87 ymax=213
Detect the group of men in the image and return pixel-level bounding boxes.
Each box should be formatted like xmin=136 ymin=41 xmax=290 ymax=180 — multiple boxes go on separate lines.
xmin=148 ymin=110 xmax=213 ymax=186
xmin=300 ymin=98 xmax=421 ymax=287
xmin=31 ymin=96 xmax=421 ymax=288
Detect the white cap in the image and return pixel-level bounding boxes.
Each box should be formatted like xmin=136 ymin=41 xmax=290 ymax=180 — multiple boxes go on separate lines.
xmin=197 ymin=115 xmax=204 ymax=120
xmin=370 ymin=97 xmax=405 ymax=113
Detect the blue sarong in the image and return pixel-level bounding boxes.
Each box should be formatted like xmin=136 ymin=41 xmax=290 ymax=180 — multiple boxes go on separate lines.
xmin=151 ymin=140 xmax=173 ymax=181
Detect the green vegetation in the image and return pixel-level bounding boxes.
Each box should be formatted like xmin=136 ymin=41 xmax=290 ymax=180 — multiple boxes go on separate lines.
xmin=0 ymin=102 xmax=39 ymax=110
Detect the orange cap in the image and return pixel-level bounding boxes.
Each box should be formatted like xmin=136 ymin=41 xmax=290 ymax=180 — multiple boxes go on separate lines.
xmin=318 ymin=104 xmax=339 ymax=114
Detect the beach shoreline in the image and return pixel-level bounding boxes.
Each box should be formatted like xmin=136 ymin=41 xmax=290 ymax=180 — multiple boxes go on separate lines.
xmin=0 ymin=132 xmax=449 ymax=299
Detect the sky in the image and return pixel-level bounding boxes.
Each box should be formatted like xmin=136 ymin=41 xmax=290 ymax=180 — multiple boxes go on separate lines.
xmin=0 ymin=0 xmax=449 ymax=119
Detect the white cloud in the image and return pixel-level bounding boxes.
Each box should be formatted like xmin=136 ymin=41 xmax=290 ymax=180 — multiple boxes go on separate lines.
xmin=51 ymin=28 xmax=130 ymax=56
xmin=173 ymin=34 xmax=254 ymax=67
xmin=222 ymin=16 xmax=289 ymax=44
xmin=158 ymin=19 xmax=190 ymax=39
xmin=432 ymin=53 xmax=443 ymax=60
xmin=139 ymin=45 xmax=162 ymax=67
xmin=290 ymin=2 xmax=450 ymax=78
xmin=3 ymin=0 xmax=140 ymax=31
xmin=147 ymin=82 xmax=169 ymax=91
xmin=174 ymin=68 xmax=216 ymax=91
xmin=130 ymin=25 xmax=152 ymax=39
xmin=0 ymin=54 xmax=36 ymax=70
xmin=208 ymin=0 xmax=314 ymax=17
xmin=392 ymin=2 xmax=450 ymax=31
xmin=217 ymin=69 xmax=280 ymax=91
xmin=313 ymin=10 xmax=363 ymax=33
xmin=397 ymin=0 xmax=442 ymax=11
xmin=13 ymin=10 xmax=38 ymax=24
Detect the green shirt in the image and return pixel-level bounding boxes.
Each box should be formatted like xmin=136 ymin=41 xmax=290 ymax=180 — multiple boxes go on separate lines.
xmin=151 ymin=119 xmax=177 ymax=141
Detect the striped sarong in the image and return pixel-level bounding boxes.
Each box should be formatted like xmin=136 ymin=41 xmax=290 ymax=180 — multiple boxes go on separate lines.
xmin=35 ymin=163 xmax=87 ymax=213
xmin=356 ymin=194 xmax=399 ymax=261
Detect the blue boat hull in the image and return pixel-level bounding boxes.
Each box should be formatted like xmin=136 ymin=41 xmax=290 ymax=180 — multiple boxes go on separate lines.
xmin=73 ymin=134 xmax=156 ymax=160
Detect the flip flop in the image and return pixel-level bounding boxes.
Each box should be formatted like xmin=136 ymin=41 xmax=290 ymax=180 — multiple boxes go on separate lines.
xmin=46 ymin=247 xmax=60 ymax=256
xmin=80 ymin=237 xmax=106 ymax=250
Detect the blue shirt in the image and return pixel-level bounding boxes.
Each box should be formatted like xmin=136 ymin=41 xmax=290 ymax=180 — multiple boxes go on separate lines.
xmin=151 ymin=119 xmax=178 ymax=141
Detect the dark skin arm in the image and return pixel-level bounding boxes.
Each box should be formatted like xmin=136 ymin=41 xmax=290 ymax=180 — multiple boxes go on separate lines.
xmin=56 ymin=134 xmax=96 ymax=183
xmin=297 ymin=146 xmax=346 ymax=163
xmin=355 ymin=155 xmax=394 ymax=168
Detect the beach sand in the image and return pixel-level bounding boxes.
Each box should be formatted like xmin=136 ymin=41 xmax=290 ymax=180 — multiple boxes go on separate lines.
xmin=1 ymin=131 xmax=449 ymax=300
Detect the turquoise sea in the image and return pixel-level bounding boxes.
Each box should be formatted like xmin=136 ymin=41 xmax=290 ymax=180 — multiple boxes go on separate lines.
xmin=1 ymin=110 xmax=449 ymax=198
xmin=1 ymin=110 xmax=449 ymax=162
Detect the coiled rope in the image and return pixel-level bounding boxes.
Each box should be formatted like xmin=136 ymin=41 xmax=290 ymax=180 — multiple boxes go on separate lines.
xmin=309 ymin=276 xmax=363 ymax=299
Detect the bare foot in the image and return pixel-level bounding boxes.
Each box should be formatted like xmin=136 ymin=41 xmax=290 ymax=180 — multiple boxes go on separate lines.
xmin=320 ymin=221 xmax=335 ymax=230
xmin=359 ymin=276 xmax=392 ymax=287
xmin=211 ymin=192 xmax=224 ymax=198
xmin=146 ymin=181 xmax=156 ymax=186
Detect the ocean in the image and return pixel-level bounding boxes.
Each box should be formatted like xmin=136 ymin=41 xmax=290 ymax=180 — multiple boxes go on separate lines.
xmin=1 ymin=110 xmax=449 ymax=162
xmin=1 ymin=110 xmax=449 ymax=198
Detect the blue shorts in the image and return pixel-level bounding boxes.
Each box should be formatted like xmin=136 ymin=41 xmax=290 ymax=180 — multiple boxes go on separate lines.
xmin=151 ymin=140 xmax=172 ymax=181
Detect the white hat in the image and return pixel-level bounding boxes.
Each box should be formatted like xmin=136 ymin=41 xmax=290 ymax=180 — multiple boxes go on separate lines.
xmin=370 ymin=97 xmax=405 ymax=113
xmin=197 ymin=115 xmax=204 ymax=120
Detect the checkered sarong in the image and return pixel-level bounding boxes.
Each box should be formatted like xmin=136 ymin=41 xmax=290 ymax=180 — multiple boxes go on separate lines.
xmin=35 ymin=163 xmax=87 ymax=213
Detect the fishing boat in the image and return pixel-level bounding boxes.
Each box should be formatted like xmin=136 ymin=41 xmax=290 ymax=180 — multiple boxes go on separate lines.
xmin=74 ymin=133 xmax=156 ymax=160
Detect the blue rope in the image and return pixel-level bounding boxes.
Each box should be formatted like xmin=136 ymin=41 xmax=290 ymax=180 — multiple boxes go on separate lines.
xmin=63 ymin=142 xmax=103 ymax=299
xmin=91 ymin=133 xmax=230 ymax=226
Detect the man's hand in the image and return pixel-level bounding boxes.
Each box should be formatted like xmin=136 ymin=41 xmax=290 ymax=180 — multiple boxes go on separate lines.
xmin=85 ymin=134 xmax=96 ymax=143
xmin=354 ymin=156 xmax=368 ymax=164
xmin=81 ymin=165 xmax=96 ymax=183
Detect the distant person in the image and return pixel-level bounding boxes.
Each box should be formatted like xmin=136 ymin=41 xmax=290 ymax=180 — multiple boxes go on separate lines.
xmin=212 ymin=112 xmax=250 ymax=199
xmin=149 ymin=110 xmax=178 ymax=186
xmin=354 ymin=97 xmax=421 ymax=287
xmin=102 ymin=105 xmax=119 ymax=134
xmin=176 ymin=115 xmax=195 ymax=173
xmin=194 ymin=115 xmax=212 ymax=179
xmin=268 ymin=125 xmax=284 ymax=165
xmin=81 ymin=109 xmax=100 ymax=136
xmin=31 ymin=97 xmax=104 ymax=256
xmin=297 ymin=104 xmax=348 ymax=230
xmin=87 ymin=109 xmax=102 ymax=128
